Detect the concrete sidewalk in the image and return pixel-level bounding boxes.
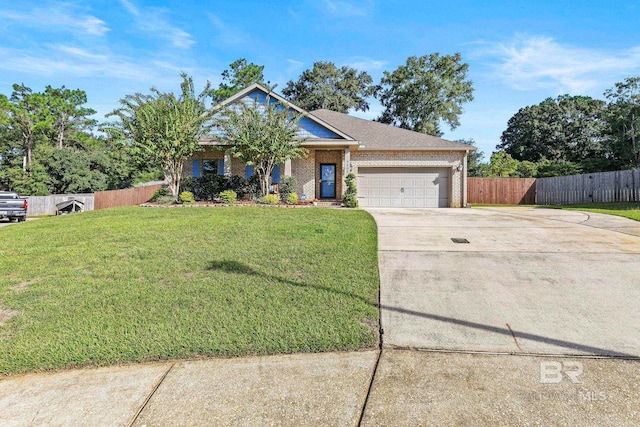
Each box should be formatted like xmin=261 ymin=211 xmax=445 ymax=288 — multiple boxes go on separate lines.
xmin=1 ymin=351 xmax=377 ymax=427
xmin=2 ymin=349 xmax=638 ymax=426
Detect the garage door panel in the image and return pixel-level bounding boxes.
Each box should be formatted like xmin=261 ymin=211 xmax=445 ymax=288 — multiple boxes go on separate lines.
xmin=358 ymin=167 xmax=449 ymax=208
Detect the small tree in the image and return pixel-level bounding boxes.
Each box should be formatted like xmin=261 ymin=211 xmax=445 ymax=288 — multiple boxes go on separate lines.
xmin=107 ymin=73 xmax=213 ymax=198
xmin=342 ymin=172 xmax=358 ymax=208
xmin=215 ymin=96 xmax=307 ymax=197
xmin=211 ymin=58 xmax=267 ymax=103
xmin=490 ymin=151 xmax=519 ymax=177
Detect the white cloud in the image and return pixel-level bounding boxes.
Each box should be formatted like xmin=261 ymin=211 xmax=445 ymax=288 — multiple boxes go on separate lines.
xmin=477 ymin=34 xmax=640 ymax=94
xmin=207 ymin=13 xmax=250 ymax=47
xmin=321 ymin=0 xmax=369 ymax=17
xmin=346 ymin=57 xmax=388 ymax=72
xmin=118 ymin=0 xmax=139 ymax=16
xmin=0 ymin=44 xmax=179 ymax=85
xmin=119 ymin=0 xmax=195 ymax=49
xmin=0 ymin=5 xmax=109 ymax=37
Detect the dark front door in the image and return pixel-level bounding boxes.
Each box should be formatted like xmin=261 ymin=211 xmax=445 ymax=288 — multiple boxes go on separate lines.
xmin=320 ymin=163 xmax=336 ymax=198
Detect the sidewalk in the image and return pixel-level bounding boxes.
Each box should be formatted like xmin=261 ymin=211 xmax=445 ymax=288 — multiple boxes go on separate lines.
xmin=2 ymin=349 xmax=639 ymax=426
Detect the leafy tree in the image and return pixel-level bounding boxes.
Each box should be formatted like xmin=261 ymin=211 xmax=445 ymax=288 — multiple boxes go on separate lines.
xmin=375 ymin=53 xmax=474 ymax=136
xmin=456 ymin=139 xmax=488 ymax=177
xmin=515 ymin=161 xmax=538 ymax=178
xmin=107 ymin=73 xmax=213 ymax=198
xmin=211 ymin=58 xmax=266 ymax=103
xmin=43 ymin=86 xmax=97 ymax=149
xmin=282 ymin=61 xmax=374 ymax=113
xmin=490 ymin=151 xmax=519 ymax=177
xmin=536 ymin=160 xmax=582 ymax=177
xmin=499 ymin=95 xmax=608 ymax=163
xmin=45 ymin=148 xmax=110 ymax=194
xmin=215 ymin=95 xmax=307 ymax=197
xmin=604 ymin=76 xmax=640 ymax=168
xmin=0 ymin=84 xmax=51 ymax=172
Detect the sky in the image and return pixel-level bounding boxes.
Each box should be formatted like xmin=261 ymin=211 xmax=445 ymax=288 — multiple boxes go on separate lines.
xmin=1 ymin=0 xmax=639 ymax=159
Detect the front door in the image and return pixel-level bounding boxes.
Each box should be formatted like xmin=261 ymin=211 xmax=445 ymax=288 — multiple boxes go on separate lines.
xmin=320 ymin=163 xmax=336 ymax=198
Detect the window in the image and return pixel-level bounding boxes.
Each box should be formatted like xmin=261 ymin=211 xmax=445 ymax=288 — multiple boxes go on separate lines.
xmin=202 ymin=160 xmax=218 ymax=175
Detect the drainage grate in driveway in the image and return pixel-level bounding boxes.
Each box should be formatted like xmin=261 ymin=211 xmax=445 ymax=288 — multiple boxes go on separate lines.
xmin=451 ymin=238 xmax=470 ymax=244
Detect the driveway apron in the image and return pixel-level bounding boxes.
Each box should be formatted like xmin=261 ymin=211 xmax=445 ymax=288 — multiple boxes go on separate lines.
xmin=367 ymin=207 xmax=640 ymax=357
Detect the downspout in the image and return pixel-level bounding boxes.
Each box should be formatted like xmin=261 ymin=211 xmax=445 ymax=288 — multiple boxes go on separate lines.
xmin=463 ymin=150 xmax=469 ymax=207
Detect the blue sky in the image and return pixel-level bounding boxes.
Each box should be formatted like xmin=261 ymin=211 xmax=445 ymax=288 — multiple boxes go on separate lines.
xmin=1 ymin=0 xmax=639 ymax=159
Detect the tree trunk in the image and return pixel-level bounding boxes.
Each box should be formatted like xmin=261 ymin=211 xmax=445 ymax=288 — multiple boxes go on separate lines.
xmin=57 ymin=120 xmax=65 ymax=149
xmin=260 ymin=172 xmax=269 ymax=197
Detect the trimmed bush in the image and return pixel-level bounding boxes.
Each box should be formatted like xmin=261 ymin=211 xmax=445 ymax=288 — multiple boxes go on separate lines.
xmin=150 ymin=187 xmax=170 ymax=202
xmin=261 ymin=194 xmax=279 ymax=205
xmin=286 ymin=193 xmax=298 ymax=205
xmin=342 ymin=172 xmax=358 ymax=208
xmin=279 ymin=176 xmax=297 ymax=202
xmin=220 ymin=190 xmax=237 ymax=204
xmin=179 ymin=191 xmax=195 ymax=204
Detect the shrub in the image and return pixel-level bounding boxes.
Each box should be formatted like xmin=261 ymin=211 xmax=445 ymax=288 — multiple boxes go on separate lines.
xmin=150 ymin=188 xmax=170 ymax=202
xmin=179 ymin=191 xmax=195 ymax=204
xmin=180 ymin=176 xmax=195 ymax=194
xmin=187 ymin=174 xmax=249 ymax=201
xmin=246 ymin=174 xmax=263 ymax=200
xmin=342 ymin=172 xmax=358 ymax=208
xmin=279 ymin=176 xmax=297 ymax=202
xmin=286 ymin=193 xmax=298 ymax=205
xmin=261 ymin=194 xmax=279 ymax=205
xmin=220 ymin=190 xmax=237 ymax=204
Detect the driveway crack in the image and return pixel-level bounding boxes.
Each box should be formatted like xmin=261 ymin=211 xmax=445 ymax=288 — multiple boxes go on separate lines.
xmin=506 ymin=323 xmax=524 ymax=353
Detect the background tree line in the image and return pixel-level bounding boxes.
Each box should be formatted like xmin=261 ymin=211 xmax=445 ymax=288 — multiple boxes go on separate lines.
xmin=3 ymin=55 xmax=638 ymax=195
xmin=1 ymin=53 xmax=475 ymax=195
xmin=467 ymin=77 xmax=640 ymax=178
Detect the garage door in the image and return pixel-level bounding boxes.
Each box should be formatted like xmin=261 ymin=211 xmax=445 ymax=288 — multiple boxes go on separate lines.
xmin=357 ymin=167 xmax=449 ymax=208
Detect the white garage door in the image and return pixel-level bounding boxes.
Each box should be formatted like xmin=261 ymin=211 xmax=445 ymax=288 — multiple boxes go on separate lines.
xmin=357 ymin=167 xmax=449 ymax=208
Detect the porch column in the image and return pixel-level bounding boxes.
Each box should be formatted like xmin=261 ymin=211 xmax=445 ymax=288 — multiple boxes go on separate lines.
xmin=284 ymin=159 xmax=292 ymax=176
xmin=224 ymin=150 xmax=232 ymax=176
xmin=344 ymin=148 xmax=351 ymax=176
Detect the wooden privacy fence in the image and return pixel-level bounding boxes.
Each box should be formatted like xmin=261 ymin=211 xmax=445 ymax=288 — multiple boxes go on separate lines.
xmin=26 ymin=194 xmax=95 ymax=216
xmin=94 ymin=184 xmax=163 ymax=210
xmin=536 ymin=169 xmax=640 ymax=205
xmin=467 ymin=178 xmax=536 ymax=205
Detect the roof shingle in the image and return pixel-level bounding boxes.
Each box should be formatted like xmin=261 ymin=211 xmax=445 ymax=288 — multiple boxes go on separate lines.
xmin=309 ymin=109 xmax=474 ymax=151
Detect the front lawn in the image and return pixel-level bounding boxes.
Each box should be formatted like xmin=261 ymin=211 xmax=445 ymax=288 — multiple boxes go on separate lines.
xmin=0 ymin=207 xmax=380 ymax=375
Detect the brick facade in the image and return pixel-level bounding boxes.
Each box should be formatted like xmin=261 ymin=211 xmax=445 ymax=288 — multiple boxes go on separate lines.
xmin=184 ymin=148 xmax=466 ymax=207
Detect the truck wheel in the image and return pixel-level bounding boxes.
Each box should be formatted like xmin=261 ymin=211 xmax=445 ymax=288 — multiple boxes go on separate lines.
xmin=18 ymin=217 xmax=26 ymax=222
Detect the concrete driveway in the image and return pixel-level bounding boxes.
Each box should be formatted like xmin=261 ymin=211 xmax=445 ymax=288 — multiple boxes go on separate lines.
xmin=367 ymin=207 xmax=640 ymax=357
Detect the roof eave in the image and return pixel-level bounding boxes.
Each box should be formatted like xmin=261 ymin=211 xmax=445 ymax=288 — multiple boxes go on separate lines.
xmin=356 ymin=146 xmax=474 ymax=152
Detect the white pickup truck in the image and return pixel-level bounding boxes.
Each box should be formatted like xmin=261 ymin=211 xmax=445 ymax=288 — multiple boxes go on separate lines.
xmin=0 ymin=191 xmax=28 ymax=222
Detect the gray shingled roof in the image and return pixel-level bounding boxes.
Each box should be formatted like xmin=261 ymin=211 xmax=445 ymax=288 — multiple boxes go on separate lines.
xmin=309 ymin=109 xmax=474 ymax=151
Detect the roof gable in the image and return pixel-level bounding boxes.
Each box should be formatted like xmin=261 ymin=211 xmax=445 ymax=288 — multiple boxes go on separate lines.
xmin=215 ymin=84 xmax=354 ymax=141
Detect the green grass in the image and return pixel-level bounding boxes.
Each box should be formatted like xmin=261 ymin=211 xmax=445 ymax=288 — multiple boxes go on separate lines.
xmin=542 ymin=202 xmax=640 ymax=222
xmin=0 ymin=207 xmax=380 ymax=375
